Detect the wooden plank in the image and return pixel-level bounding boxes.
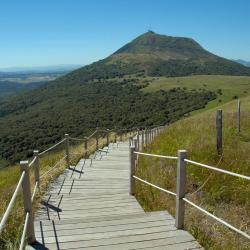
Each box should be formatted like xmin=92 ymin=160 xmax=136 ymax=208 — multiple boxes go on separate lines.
xmin=34 ymin=211 xmax=171 ymax=227
xmin=36 ymin=222 xmax=176 ymax=239
xmin=34 ymin=233 xmax=195 ymax=249
xmin=35 ymin=215 xmax=173 ymax=232
xmin=66 ymin=241 xmax=201 ymax=250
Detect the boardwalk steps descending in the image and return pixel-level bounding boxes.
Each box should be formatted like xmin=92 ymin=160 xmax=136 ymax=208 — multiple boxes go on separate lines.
xmin=27 ymin=141 xmax=202 ymax=250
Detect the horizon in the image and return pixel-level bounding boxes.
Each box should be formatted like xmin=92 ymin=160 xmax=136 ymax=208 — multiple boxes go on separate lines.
xmin=1 ymin=0 xmax=250 ymax=68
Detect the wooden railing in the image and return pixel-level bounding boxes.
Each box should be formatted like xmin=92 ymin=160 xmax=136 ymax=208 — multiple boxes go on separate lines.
xmin=129 ymin=130 xmax=250 ymax=241
xmin=1 ymin=126 xmax=158 ymax=249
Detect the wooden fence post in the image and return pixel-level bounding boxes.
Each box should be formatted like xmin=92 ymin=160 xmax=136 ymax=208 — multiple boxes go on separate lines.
xmin=96 ymin=134 xmax=99 ymax=150
xmin=141 ymin=130 xmax=144 ymax=149
xmin=137 ymin=130 xmax=140 ymax=150
xmin=84 ymin=137 xmax=88 ymax=158
xmin=20 ymin=161 xmax=36 ymax=244
xmin=145 ymin=129 xmax=148 ymax=146
xmin=237 ymin=99 xmax=241 ymax=134
xmin=65 ymin=134 xmax=70 ymax=168
xmin=129 ymin=137 xmax=132 ymax=147
xmin=216 ymin=110 xmax=223 ymax=155
xmin=106 ymin=130 xmax=109 ymax=146
xmin=175 ymin=150 xmax=187 ymax=229
xmin=147 ymin=129 xmax=149 ymax=145
xmin=129 ymin=146 xmax=136 ymax=195
xmin=33 ymin=150 xmax=40 ymax=189
xmin=133 ymin=139 xmax=138 ymax=152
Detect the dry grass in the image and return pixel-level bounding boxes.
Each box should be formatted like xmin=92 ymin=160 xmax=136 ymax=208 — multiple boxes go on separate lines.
xmin=0 ymin=131 xmax=132 ymax=249
xmin=135 ymin=98 xmax=250 ymax=249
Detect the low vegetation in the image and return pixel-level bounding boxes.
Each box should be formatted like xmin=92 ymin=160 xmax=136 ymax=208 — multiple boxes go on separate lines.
xmin=135 ymin=97 xmax=250 ymax=249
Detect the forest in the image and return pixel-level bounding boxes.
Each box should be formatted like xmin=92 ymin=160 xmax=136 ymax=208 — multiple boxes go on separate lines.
xmin=0 ymin=80 xmax=216 ymax=167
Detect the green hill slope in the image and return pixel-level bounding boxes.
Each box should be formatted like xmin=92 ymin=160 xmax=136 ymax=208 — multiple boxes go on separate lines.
xmin=0 ymin=81 xmax=215 ymax=165
xmin=136 ymin=97 xmax=250 ymax=249
xmin=144 ymin=75 xmax=250 ymax=111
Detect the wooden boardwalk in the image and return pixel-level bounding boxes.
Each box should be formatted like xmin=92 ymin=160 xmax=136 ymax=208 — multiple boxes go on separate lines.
xmin=27 ymin=141 xmax=202 ymax=250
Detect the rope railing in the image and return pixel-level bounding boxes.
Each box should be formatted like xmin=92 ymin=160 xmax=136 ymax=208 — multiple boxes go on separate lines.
xmin=69 ymin=128 xmax=121 ymax=142
xmin=40 ymin=155 xmax=67 ymax=179
xmin=134 ymin=151 xmax=177 ymax=160
xmin=133 ymin=175 xmax=176 ymax=196
xmin=0 ymin=171 xmax=25 ymax=233
xmin=38 ymin=138 xmax=66 ymax=156
xmin=69 ymin=137 xmax=86 ymax=141
xmin=183 ymin=197 xmax=250 ymax=240
xmin=130 ymin=134 xmax=250 ymax=241
xmin=86 ymin=130 xmax=98 ymax=140
xmin=28 ymin=156 xmax=37 ymax=168
xmin=31 ymin=181 xmax=38 ymax=203
xmin=184 ymin=159 xmax=250 ymax=181
xmin=19 ymin=212 xmax=29 ymax=250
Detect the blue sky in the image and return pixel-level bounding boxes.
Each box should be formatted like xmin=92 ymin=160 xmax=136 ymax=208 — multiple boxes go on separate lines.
xmin=0 ymin=0 xmax=249 ymax=68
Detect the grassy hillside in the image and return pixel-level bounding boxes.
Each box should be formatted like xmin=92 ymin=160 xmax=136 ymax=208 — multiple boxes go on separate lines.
xmin=144 ymin=75 xmax=250 ymax=112
xmin=135 ymin=97 xmax=250 ymax=249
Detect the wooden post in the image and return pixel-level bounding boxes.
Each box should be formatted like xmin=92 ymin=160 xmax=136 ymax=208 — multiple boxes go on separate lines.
xmin=216 ymin=110 xmax=223 ymax=155
xmin=96 ymin=134 xmax=99 ymax=150
xmin=133 ymin=139 xmax=138 ymax=151
xmin=33 ymin=150 xmax=40 ymax=189
xmin=65 ymin=134 xmax=70 ymax=168
xmin=237 ymin=100 xmax=241 ymax=134
xmin=137 ymin=130 xmax=140 ymax=150
xmin=175 ymin=150 xmax=187 ymax=229
xmin=129 ymin=146 xmax=136 ymax=195
xmin=84 ymin=137 xmax=88 ymax=158
xmin=141 ymin=130 xmax=144 ymax=149
xmin=147 ymin=129 xmax=150 ymax=144
xmin=129 ymin=137 xmax=133 ymax=146
xmin=114 ymin=134 xmax=117 ymax=143
xmin=106 ymin=130 xmax=109 ymax=146
xmin=20 ymin=161 xmax=36 ymax=244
